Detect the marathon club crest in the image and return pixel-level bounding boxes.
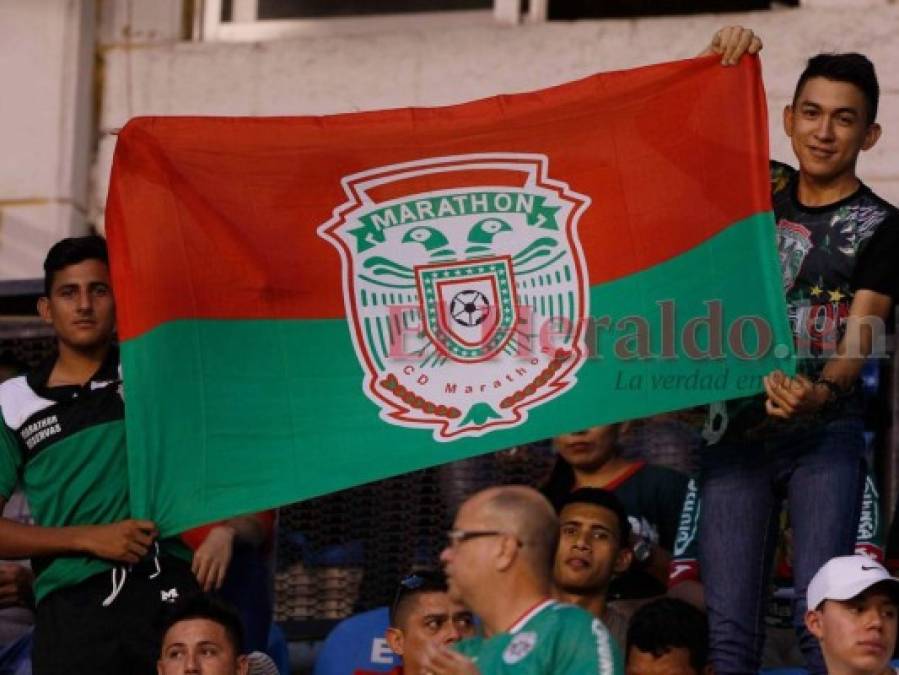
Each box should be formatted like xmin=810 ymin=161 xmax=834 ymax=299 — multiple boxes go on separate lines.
xmin=318 ymin=154 xmax=591 ymax=440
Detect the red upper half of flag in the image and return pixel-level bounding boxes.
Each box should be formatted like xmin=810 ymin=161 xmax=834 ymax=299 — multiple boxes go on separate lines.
xmin=106 ymin=55 xmax=770 ymax=340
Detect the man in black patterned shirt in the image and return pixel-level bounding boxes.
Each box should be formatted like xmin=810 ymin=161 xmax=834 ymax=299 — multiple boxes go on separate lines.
xmin=698 ymin=46 xmax=899 ymax=675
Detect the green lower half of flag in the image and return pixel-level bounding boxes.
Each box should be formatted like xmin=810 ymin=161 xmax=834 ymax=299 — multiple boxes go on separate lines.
xmin=123 ymin=212 xmax=791 ymax=535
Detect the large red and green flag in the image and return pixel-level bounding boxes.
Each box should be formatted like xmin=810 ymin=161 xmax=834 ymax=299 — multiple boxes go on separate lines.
xmin=106 ymin=55 xmax=791 ymax=535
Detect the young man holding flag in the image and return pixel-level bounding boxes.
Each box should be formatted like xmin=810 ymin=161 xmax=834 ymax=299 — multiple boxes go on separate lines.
xmin=698 ymin=44 xmax=899 ymax=675
xmin=0 ymin=236 xmax=198 ymax=674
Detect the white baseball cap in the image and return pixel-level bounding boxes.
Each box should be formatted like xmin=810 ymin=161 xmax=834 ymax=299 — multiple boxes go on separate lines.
xmin=807 ymin=555 xmax=899 ymax=611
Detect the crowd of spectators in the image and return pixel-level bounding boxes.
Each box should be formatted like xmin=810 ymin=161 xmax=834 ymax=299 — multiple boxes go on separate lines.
xmin=1 ymin=22 xmax=899 ymax=675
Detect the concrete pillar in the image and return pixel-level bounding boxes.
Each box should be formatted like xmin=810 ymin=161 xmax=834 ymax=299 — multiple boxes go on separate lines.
xmin=0 ymin=0 xmax=97 ymax=280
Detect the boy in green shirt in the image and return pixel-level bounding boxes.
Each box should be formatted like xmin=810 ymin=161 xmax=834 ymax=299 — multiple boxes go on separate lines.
xmin=0 ymin=236 xmax=197 ymax=674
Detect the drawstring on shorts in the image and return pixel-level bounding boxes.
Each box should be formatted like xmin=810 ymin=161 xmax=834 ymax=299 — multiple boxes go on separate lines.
xmin=100 ymin=541 xmax=163 ymax=607
xmin=101 ymin=566 xmax=127 ymax=607
xmin=149 ymin=541 xmax=161 ymax=579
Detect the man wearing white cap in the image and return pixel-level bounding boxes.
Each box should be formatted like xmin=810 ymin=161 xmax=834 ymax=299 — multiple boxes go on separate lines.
xmin=805 ymin=555 xmax=899 ymax=675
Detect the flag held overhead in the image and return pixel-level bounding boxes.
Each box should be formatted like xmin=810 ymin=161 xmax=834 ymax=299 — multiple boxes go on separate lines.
xmin=105 ymin=55 xmax=790 ymax=535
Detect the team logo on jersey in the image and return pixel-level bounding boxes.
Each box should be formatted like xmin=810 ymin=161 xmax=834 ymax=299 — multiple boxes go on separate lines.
xmin=503 ymin=631 xmax=538 ymax=664
xmin=776 ymin=219 xmax=812 ymax=292
xmin=161 ymin=588 xmax=179 ymax=603
xmin=319 ymin=154 xmax=591 ymax=440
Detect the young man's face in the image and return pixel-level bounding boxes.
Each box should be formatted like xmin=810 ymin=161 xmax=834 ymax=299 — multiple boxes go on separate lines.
xmin=157 ymin=618 xmax=248 ymax=675
xmin=38 ymin=259 xmax=116 ymax=353
xmin=626 ymin=646 xmax=707 ymax=675
xmin=553 ymin=502 xmax=631 ymax=596
xmin=385 ymin=591 xmax=475 ymax=675
xmin=554 ymin=425 xmax=620 ymax=472
xmin=784 ymin=76 xmax=881 ymax=187
xmin=806 ymin=589 xmax=898 ymax=675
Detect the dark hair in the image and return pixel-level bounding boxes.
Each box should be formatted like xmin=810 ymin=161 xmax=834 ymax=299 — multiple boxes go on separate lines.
xmin=43 ymin=235 xmax=109 ymax=296
xmin=554 ymin=488 xmax=631 ymax=544
xmin=794 ymin=53 xmax=879 ymax=124
xmin=389 ymin=569 xmax=448 ymax=628
xmin=159 ymin=594 xmax=245 ymax=655
xmin=626 ymin=598 xmax=708 ymax=673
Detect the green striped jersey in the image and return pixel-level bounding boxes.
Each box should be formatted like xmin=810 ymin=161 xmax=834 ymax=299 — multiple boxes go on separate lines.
xmin=455 ymin=600 xmax=622 ymax=674
xmin=0 ymin=348 xmax=189 ymax=603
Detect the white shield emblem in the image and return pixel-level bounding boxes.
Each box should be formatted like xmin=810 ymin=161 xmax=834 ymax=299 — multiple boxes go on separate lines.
xmin=318 ymin=153 xmax=591 ymax=440
xmin=416 ymin=256 xmax=518 ymax=363
xmin=503 ymin=631 xmax=537 ymax=664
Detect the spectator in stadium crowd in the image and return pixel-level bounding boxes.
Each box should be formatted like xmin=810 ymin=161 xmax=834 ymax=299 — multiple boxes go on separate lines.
xmin=625 ymin=598 xmax=712 ymax=675
xmin=551 ymin=488 xmax=633 ymax=650
xmin=158 ymin=593 xmax=250 ymax=675
xmin=695 ymin=30 xmax=899 ymax=675
xmin=804 ymin=555 xmax=899 ymax=675
xmin=0 ymin=354 xmax=34 ymax=673
xmin=420 ymin=485 xmax=622 ymax=674
xmin=0 ymin=490 xmax=34 ymax=674
xmin=182 ymin=510 xmax=277 ymax=652
xmin=542 ymin=424 xmax=688 ymax=599
xmin=365 ymin=569 xmax=475 ymax=675
xmin=0 ymin=236 xmax=199 ymax=674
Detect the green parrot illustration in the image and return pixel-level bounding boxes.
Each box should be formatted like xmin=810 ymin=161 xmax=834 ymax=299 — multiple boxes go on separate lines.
xmin=465 ymin=218 xmax=513 ymax=256
xmin=401 ymin=226 xmax=454 ymax=259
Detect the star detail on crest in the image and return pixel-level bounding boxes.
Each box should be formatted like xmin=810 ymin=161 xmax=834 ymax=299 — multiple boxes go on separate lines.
xmin=828 ymin=289 xmax=845 ymax=303
xmin=809 ymin=285 xmax=823 ymax=297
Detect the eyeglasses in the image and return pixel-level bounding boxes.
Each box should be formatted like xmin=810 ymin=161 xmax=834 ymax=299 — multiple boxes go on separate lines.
xmin=446 ymin=529 xmax=523 ymax=548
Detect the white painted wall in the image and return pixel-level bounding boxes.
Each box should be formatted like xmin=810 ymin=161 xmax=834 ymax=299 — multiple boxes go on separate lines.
xmin=4 ymin=1 xmax=899 ymax=278
xmin=0 ymin=0 xmax=95 ymax=280
xmin=92 ymin=2 xmax=899 ymax=231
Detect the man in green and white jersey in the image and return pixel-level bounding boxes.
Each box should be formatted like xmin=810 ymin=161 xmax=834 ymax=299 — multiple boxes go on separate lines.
xmin=420 ymin=486 xmax=622 ymax=674
xmin=0 ymin=236 xmax=197 ymax=675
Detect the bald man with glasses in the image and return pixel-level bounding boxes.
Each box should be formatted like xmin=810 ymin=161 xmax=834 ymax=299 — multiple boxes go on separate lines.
xmin=420 ymin=485 xmax=623 ymax=675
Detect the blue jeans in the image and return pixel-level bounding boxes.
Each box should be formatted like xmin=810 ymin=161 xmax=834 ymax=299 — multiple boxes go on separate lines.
xmin=698 ymin=417 xmax=865 ymax=675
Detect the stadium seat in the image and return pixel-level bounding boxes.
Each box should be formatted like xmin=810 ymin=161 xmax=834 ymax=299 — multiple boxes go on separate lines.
xmin=266 ymin=622 xmax=290 ymax=675
xmin=312 ymin=606 xmax=399 ymax=675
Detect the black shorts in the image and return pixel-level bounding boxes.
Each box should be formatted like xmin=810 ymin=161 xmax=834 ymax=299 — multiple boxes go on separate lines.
xmin=32 ymin=555 xmax=198 ymax=675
